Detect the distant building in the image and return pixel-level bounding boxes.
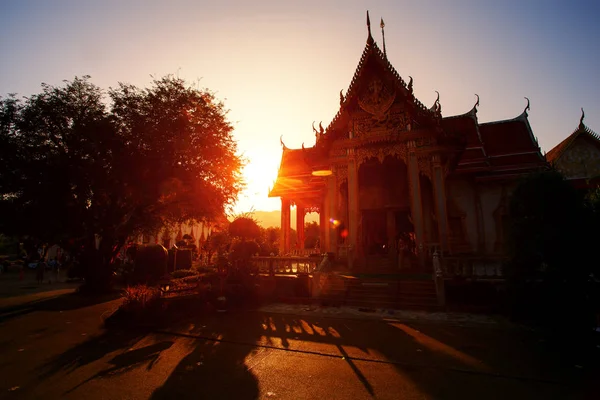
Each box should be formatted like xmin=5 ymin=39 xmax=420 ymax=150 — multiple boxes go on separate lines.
xmin=135 ymin=214 xmax=229 ymax=250
xmin=546 ymin=110 xmax=600 ymax=190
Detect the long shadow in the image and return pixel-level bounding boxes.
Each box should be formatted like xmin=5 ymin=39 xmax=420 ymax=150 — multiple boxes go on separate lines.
xmin=0 ymin=291 xmax=122 ymax=323
xmin=65 ymin=340 xmax=174 ymax=394
xmin=38 ymin=328 xmax=146 ymax=380
xmin=228 ymin=312 xmax=584 ymax=399
xmin=150 ymin=313 xmax=261 ymax=400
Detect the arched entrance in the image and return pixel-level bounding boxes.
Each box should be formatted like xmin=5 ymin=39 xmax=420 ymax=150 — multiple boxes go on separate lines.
xmin=357 ymin=155 xmax=412 ymax=270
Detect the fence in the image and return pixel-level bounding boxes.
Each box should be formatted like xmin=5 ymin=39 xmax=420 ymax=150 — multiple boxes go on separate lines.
xmin=250 ymin=256 xmax=320 ymax=275
xmin=442 ymin=256 xmax=505 ymax=279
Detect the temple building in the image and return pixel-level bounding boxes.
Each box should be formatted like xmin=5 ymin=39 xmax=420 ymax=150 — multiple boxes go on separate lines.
xmin=269 ymin=13 xmax=549 ymax=273
xmin=547 ymin=109 xmax=600 ymax=190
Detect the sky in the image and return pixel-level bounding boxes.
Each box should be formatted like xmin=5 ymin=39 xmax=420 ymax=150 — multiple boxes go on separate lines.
xmin=1 ymin=0 xmax=599 ymax=214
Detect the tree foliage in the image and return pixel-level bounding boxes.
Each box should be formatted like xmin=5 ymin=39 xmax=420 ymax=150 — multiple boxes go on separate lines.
xmin=228 ymin=214 xmax=261 ymax=242
xmin=0 ymin=76 xmax=243 ymax=288
xmin=506 ymin=169 xmax=598 ymax=342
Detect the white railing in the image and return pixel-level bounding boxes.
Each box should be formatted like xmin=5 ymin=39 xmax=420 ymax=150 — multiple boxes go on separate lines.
xmin=250 ymin=256 xmax=321 ymax=275
xmin=442 ymin=257 xmax=505 ymax=279
xmin=286 ymin=248 xmax=322 ymax=257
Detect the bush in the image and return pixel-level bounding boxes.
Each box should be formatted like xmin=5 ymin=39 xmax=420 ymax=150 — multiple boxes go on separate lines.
xmin=122 ymin=285 xmax=161 ymax=312
xmin=133 ymin=244 xmax=168 ymax=284
xmin=170 ymin=269 xmax=199 ymax=279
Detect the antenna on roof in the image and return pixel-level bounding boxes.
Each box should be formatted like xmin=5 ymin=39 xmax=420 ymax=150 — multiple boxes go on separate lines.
xmin=366 ymin=11 xmax=373 ymax=44
xmin=380 ymin=18 xmax=387 ymax=59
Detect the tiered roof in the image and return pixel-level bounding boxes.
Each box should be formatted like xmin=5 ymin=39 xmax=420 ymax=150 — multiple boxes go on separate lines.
xmin=270 ymin=12 xmax=549 ymax=197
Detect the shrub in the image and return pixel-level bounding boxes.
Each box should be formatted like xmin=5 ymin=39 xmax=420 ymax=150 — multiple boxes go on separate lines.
xmin=122 ymin=285 xmax=161 ymax=312
xmin=170 ymin=269 xmax=199 ymax=279
xmin=133 ymin=244 xmax=168 ymax=284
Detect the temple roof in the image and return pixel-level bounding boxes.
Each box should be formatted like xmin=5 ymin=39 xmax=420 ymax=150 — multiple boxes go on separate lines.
xmin=478 ymin=108 xmax=546 ymax=172
xmin=546 ymin=110 xmax=600 ymax=163
xmin=324 ymin=12 xmax=439 ymax=140
xmin=441 ymin=100 xmax=489 ymax=172
xmin=268 ymin=144 xmax=326 ymax=198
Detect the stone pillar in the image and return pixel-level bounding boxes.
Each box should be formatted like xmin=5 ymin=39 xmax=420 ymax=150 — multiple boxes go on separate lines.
xmin=296 ymin=206 xmax=305 ymax=250
xmin=319 ymin=209 xmax=326 ymax=252
xmin=280 ymin=198 xmax=291 ymax=255
xmin=327 ymin=174 xmax=338 ymax=255
xmin=347 ymin=150 xmax=360 ymax=268
xmin=407 ymin=141 xmax=425 ymax=264
xmin=431 ymin=154 xmax=449 ymax=254
xmin=386 ymin=209 xmax=396 ymax=258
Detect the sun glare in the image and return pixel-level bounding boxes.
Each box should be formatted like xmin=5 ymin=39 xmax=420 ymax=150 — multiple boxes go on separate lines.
xmin=237 ymin=158 xmax=280 ymax=212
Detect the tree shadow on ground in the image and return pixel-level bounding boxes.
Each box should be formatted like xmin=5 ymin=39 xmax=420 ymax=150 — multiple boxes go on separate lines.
xmin=64 ymin=340 xmax=174 ymax=394
xmin=0 ymin=291 xmax=122 ymax=323
xmin=155 ymin=311 xmax=588 ymax=400
xmin=37 ymin=328 xmax=146 ymax=380
xmin=150 ymin=313 xmax=261 ymax=400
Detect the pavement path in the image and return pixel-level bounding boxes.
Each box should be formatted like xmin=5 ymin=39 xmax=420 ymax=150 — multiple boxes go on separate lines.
xmin=0 ymin=292 xmax=596 ymax=399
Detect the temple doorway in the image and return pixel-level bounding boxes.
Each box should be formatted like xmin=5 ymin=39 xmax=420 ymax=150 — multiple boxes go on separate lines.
xmin=361 ymin=210 xmax=387 ymax=256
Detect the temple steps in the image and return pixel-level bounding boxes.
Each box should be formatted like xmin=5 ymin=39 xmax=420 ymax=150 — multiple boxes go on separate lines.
xmin=317 ymin=276 xmax=440 ymax=311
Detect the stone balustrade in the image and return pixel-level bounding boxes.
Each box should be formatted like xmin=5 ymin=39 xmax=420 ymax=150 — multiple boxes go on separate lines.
xmin=442 ymin=256 xmax=505 ymax=279
xmin=250 ymin=256 xmax=320 ymax=275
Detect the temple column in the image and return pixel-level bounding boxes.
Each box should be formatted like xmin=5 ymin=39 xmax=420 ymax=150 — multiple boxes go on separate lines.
xmin=280 ymin=198 xmax=291 ymax=255
xmin=327 ymin=174 xmax=338 ymax=254
xmin=387 ymin=209 xmax=396 ymax=259
xmin=432 ymin=154 xmax=449 ymax=254
xmin=407 ymin=141 xmax=425 ymax=264
xmin=347 ymin=150 xmax=360 ymax=268
xmin=319 ymin=208 xmax=326 ymax=252
xmin=296 ymin=206 xmax=305 ymax=250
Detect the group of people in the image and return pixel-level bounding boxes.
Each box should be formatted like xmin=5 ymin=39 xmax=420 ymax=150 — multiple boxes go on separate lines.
xmin=35 ymin=259 xmax=61 ymax=284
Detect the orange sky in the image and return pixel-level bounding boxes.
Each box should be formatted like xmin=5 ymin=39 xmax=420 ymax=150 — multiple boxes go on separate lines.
xmin=1 ymin=1 xmax=599 ymax=214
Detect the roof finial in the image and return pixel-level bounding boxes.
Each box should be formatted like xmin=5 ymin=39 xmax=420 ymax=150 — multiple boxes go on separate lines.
xmin=474 ymin=94 xmax=480 ymax=109
xmin=339 ymin=89 xmax=344 ymax=106
xmin=524 ymin=97 xmax=530 ymax=114
xmin=312 ymin=121 xmax=318 ymax=135
xmin=380 ymin=18 xmax=387 ymax=58
xmin=280 ymin=135 xmax=288 ymax=150
xmin=319 ymin=121 xmax=324 ymax=134
xmin=366 ymin=11 xmax=373 ymax=44
xmin=580 ymin=107 xmax=585 ymax=128
xmin=430 ymin=91 xmax=441 ymax=113
xmin=408 ymin=76 xmax=413 ymax=94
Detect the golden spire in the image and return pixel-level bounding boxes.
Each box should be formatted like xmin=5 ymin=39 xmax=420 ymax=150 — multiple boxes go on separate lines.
xmin=366 ymin=10 xmax=373 ymax=44
xmin=380 ymin=18 xmax=387 ymax=58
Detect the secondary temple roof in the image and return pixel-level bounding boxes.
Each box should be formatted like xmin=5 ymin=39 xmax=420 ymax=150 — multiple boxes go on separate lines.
xmin=546 ymin=109 xmax=600 ymax=188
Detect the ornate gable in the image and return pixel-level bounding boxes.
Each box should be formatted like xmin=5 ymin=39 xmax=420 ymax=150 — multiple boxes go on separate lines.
xmin=548 ymin=110 xmax=600 ymax=181
xmin=324 ymin=12 xmax=439 ymax=142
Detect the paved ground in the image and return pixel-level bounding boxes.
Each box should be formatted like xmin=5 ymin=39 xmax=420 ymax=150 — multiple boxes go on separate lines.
xmin=0 ymin=304 xmax=596 ymax=398
xmin=0 ymin=270 xmax=79 ymax=311
xmin=0 ymin=271 xmax=597 ymax=399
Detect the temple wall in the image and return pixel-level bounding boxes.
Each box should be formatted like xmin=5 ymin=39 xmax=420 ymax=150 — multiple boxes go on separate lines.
xmin=477 ymin=184 xmax=502 ymax=254
xmin=446 ymin=178 xmax=478 ymax=252
xmin=555 ymin=138 xmax=600 ymax=179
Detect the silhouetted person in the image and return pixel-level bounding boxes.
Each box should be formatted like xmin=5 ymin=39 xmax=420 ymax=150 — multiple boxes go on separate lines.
xmin=36 ymin=261 xmax=45 ymax=284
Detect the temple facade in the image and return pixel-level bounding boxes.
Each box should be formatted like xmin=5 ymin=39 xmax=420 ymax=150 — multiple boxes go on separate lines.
xmin=269 ymin=14 xmax=548 ymax=273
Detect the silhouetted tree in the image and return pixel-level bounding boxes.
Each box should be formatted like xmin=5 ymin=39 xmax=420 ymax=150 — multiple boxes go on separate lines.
xmin=0 ymin=76 xmax=243 ymax=291
xmin=303 ymin=221 xmax=320 ymax=249
xmin=506 ymin=169 xmax=596 ymax=348
xmin=228 ymin=214 xmax=261 ymax=242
